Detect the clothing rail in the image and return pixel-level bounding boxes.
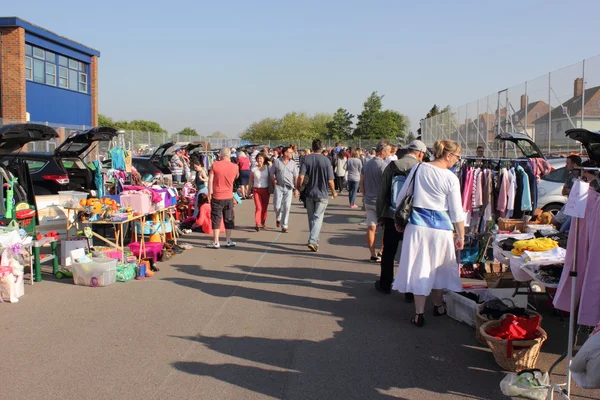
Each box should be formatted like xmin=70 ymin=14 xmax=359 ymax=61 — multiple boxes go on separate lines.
xmin=461 ymin=156 xmax=530 ymax=162
xmin=573 ymin=166 xmax=600 ymax=171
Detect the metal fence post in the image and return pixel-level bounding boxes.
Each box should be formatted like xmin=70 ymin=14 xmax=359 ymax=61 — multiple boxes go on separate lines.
xmin=581 ymin=59 xmax=586 ymax=153
xmin=548 ymin=72 xmax=552 ymax=155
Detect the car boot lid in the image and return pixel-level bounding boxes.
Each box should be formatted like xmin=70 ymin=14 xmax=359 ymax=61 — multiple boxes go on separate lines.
xmin=566 ymin=128 xmax=600 ymax=164
xmin=0 ymin=123 xmax=59 ymax=155
xmin=54 ymin=126 xmax=120 ymax=158
xmin=494 ymin=132 xmax=546 ymax=159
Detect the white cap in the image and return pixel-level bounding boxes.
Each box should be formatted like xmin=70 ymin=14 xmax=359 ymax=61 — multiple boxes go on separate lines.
xmin=407 ymin=140 xmax=427 ymax=153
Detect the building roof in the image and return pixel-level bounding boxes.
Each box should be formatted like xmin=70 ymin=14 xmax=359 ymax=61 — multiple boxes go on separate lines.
xmin=511 ymin=101 xmax=547 ymax=122
xmin=534 ymin=86 xmax=600 ymax=124
xmin=0 ymin=16 xmax=100 ymax=57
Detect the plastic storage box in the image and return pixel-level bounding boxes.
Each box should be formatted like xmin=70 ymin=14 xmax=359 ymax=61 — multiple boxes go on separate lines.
xmin=58 ymin=191 xmax=88 ymax=208
xmin=71 ymin=258 xmax=117 ymax=287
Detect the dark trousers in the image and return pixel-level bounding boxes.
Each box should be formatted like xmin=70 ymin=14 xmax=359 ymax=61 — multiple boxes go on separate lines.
xmin=380 ymin=217 xmax=403 ymax=290
xmin=335 ymin=176 xmax=344 ymax=191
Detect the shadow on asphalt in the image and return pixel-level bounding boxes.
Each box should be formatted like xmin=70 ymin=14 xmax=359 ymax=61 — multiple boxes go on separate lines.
xmin=163 ymin=264 xmax=510 ymax=399
xmin=177 ymin=237 xmax=368 ymax=264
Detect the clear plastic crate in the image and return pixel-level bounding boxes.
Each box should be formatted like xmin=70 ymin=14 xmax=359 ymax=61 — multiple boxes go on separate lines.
xmin=58 ymin=191 xmax=88 ymax=208
xmin=71 ymin=258 xmax=117 ymax=287
xmin=443 ymin=290 xmax=484 ymax=328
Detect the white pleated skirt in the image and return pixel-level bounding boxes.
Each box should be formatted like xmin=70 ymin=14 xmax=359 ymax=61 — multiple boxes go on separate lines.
xmin=392 ymin=223 xmax=463 ymax=296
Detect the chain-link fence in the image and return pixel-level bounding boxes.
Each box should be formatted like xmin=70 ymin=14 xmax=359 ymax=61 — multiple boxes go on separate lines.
xmin=0 ymin=118 xmax=389 ymax=157
xmin=420 ymin=54 xmax=600 ymax=157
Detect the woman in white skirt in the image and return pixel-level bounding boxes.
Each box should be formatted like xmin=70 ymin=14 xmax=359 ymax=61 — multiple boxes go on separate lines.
xmin=392 ymin=139 xmax=465 ymax=327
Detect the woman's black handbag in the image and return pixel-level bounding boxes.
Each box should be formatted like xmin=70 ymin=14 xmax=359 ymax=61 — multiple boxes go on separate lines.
xmin=394 ymin=163 xmax=422 ymax=229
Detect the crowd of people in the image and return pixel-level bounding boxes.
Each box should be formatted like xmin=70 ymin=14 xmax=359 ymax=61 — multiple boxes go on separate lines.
xmin=176 ymin=137 xmax=470 ymax=329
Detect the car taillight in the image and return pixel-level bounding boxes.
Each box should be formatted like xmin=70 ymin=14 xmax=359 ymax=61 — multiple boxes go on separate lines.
xmin=43 ymin=174 xmax=70 ymax=185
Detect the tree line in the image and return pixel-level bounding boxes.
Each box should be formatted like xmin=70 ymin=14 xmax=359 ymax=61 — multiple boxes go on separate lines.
xmin=240 ymin=91 xmax=410 ymax=143
xmin=98 ymin=114 xmax=228 ymax=139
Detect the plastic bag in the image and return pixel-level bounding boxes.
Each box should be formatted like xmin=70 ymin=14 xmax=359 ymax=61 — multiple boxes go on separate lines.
xmin=116 ymin=263 xmax=137 ymax=282
xmin=500 ymin=371 xmax=549 ymax=400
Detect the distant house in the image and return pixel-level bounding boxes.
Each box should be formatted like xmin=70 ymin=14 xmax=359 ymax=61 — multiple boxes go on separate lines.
xmin=534 ymin=78 xmax=600 ymax=147
xmin=505 ymin=96 xmax=549 ymax=140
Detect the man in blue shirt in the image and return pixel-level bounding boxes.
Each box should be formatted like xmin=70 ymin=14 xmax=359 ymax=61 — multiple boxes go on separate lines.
xmin=297 ymin=139 xmax=337 ymax=252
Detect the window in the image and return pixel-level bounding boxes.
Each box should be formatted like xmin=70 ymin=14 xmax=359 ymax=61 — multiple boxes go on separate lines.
xmin=33 ymin=59 xmax=45 ymax=83
xmin=25 ymin=57 xmax=33 ymax=80
xmin=45 ymin=51 xmax=56 ymax=63
xmin=79 ymin=73 xmax=87 ymax=93
xmin=68 ymin=69 xmax=78 ymax=91
xmin=26 ymin=47 xmax=89 ymax=93
xmin=542 ymin=166 xmax=569 ymax=183
xmin=59 ymin=67 xmax=68 ymax=88
xmin=46 ymin=63 xmax=56 ymax=85
xmin=33 ymin=47 xmax=44 ymax=59
xmin=534 ymin=113 xmax=539 ymax=119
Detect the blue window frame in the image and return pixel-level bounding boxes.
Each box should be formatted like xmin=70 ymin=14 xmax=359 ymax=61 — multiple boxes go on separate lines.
xmin=25 ymin=44 xmax=89 ymax=94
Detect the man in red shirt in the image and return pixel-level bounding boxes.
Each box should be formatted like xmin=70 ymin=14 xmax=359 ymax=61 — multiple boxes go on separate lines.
xmin=207 ymin=148 xmax=239 ymax=248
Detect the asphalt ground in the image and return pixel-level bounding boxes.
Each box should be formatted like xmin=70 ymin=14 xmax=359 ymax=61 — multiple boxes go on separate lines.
xmin=1 ymin=193 xmax=598 ymax=400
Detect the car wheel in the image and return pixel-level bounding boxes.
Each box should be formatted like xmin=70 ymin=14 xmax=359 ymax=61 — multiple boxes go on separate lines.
xmin=542 ymin=203 xmax=563 ymax=216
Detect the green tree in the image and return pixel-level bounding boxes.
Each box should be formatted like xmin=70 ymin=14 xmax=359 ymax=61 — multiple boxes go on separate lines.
xmin=279 ymin=112 xmax=314 ymax=141
xmin=326 ymin=108 xmax=354 ymax=140
xmin=126 ymin=120 xmax=167 ymax=133
xmin=372 ymin=109 xmax=409 ymax=141
xmin=353 ymin=91 xmax=383 ymax=139
xmin=426 ymin=104 xmax=440 ymax=118
xmin=98 ymin=114 xmax=115 ymax=128
xmin=353 ymin=92 xmax=409 ymax=140
xmin=177 ymin=127 xmax=199 ymax=136
xmin=209 ymin=131 xmax=228 ymax=139
xmin=240 ymin=118 xmax=281 ymax=142
xmin=310 ymin=113 xmax=333 ymax=138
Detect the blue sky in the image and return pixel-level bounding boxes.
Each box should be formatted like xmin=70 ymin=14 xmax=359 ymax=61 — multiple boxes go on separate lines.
xmin=5 ymin=0 xmax=600 ymax=136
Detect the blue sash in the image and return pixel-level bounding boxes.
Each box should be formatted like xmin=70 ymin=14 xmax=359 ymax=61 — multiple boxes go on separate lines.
xmin=409 ymin=207 xmax=453 ymax=231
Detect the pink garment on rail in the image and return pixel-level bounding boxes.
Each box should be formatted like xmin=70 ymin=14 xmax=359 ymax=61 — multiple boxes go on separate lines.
xmin=473 ymin=169 xmax=483 ymax=209
xmin=553 ymin=189 xmax=600 ymax=327
xmin=123 ymin=185 xmax=163 ymax=204
xmin=496 ymin=168 xmax=510 ymax=214
xmin=462 ymin=168 xmax=474 ymax=212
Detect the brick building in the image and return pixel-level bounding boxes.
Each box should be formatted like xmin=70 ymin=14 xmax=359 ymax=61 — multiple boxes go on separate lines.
xmin=0 ymin=17 xmax=100 ymax=129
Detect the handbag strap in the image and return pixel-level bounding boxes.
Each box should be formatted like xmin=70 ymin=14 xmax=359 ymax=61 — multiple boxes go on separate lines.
xmin=407 ymin=163 xmax=422 ymax=197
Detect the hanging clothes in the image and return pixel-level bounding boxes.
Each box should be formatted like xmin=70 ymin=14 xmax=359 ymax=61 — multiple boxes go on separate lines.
xmin=525 ymin=165 xmax=537 ymax=211
xmin=554 ymin=189 xmax=600 ymax=327
xmin=506 ymin=168 xmax=516 ymax=218
xmin=518 ymin=165 xmax=532 ymax=213
xmin=496 ymin=168 xmax=510 ymax=215
xmin=124 ymin=150 xmax=132 ymax=173
xmin=92 ymin=160 xmax=104 ymax=199
xmin=110 ymin=147 xmax=126 ymax=170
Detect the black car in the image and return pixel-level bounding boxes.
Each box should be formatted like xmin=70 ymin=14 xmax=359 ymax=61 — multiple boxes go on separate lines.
xmin=146 ymin=141 xmax=211 ymax=175
xmin=0 ymin=152 xmax=69 ymax=194
xmin=0 ymin=123 xmax=60 ymax=201
xmin=2 ymin=126 xmax=120 ymax=195
xmin=54 ymin=126 xmax=120 ymax=192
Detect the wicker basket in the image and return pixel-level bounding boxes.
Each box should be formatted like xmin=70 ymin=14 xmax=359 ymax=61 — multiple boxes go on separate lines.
xmin=498 ymin=218 xmax=526 ymax=232
xmin=475 ymin=305 xmax=542 ymax=345
xmin=480 ymin=320 xmax=547 ymax=372
xmin=484 ymin=262 xmax=514 ymax=288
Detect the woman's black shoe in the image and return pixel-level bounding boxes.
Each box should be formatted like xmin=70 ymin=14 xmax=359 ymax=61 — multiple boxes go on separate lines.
xmin=433 ymin=305 xmax=447 ymax=316
xmin=411 ymin=314 xmax=425 ymax=327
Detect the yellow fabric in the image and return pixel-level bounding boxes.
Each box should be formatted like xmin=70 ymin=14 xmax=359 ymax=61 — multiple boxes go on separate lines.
xmin=148 ymin=233 xmax=161 ymax=242
xmin=511 ymin=238 xmax=559 ymax=256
